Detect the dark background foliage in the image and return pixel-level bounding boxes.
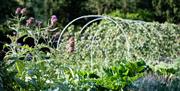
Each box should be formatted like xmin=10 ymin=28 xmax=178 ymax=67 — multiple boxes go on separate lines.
xmin=0 ymin=0 xmax=180 ymax=36
xmin=0 ymin=0 xmax=180 ymax=25
xmin=0 ymin=0 xmax=18 ymax=23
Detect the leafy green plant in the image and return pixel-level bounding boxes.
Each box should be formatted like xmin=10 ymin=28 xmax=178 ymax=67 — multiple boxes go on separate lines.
xmin=67 ymin=60 xmax=150 ymax=90
xmin=108 ymin=10 xmax=153 ymax=21
xmin=93 ymin=60 xmax=149 ymax=90
xmin=0 ymin=8 xmax=179 ymax=91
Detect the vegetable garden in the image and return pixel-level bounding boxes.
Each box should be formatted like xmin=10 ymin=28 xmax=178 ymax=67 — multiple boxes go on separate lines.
xmin=0 ymin=8 xmax=180 ymax=91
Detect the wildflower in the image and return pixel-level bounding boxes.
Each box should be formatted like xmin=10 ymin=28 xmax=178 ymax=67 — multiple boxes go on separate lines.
xmin=67 ymin=37 xmax=75 ymax=53
xmin=21 ymin=8 xmax=27 ymax=15
xmin=51 ymin=15 xmax=58 ymax=26
xmin=26 ymin=17 xmax=35 ymax=26
xmin=15 ymin=7 xmax=21 ymax=14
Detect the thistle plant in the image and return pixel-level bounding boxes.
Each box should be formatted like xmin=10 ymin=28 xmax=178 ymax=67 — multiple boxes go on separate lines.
xmin=15 ymin=7 xmax=21 ymax=15
xmin=51 ymin=15 xmax=58 ymax=27
xmin=67 ymin=36 xmax=75 ymax=53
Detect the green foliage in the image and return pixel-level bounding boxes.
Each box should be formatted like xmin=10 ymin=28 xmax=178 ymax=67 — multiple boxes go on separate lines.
xmin=0 ymin=1 xmax=180 ymax=91
xmin=0 ymin=13 xmax=179 ymax=90
xmin=80 ymin=18 xmax=179 ymax=62
xmin=93 ymin=60 xmax=148 ymax=90
xmin=152 ymin=0 xmax=180 ymax=23
xmin=0 ymin=0 xmax=18 ymax=23
xmin=0 ymin=61 xmax=15 ymax=91
xmin=152 ymin=57 xmax=180 ymax=76
xmin=108 ymin=10 xmax=154 ymax=21
xmin=1 ymin=0 xmax=180 ymax=25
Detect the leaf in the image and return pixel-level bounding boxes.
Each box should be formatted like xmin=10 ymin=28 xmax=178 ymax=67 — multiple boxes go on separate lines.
xmin=15 ymin=60 xmax=25 ymax=76
xmin=136 ymin=60 xmax=146 ymax=67
xmin=123 ymin=69 xmax=129 ymax=76
xmin=136 ymin=66 xmax=146 ymax=73
xmin=14 ymin=78 xmax=27 ymax=89
xmin=118 ymin=64 xmax=126 ymax=73
xmin=103 ymin=68 xmax=113 ymax=76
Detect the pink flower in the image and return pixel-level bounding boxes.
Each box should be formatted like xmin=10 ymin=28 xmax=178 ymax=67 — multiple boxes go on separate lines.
xmin=15 ymin=7 xmax=21 ymax=14
xmin=26 ymin=17 xmax=35 ymax=26
xmin=51 ymin=15 xmax=58 ymax=26
xmin=67 ymin=37 xmax=75 ymax=53
xmin=21 ymin=8 xmax=27 ymax=15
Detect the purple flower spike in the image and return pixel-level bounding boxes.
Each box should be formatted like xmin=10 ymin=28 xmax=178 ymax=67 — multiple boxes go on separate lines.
xmin=26 ymin=17 xmax=35 ymax=26
xmin=15 ymin=7 xmax=21 ymax=14
xmin=21 ymin=8 xmax=27 ymax=15
xmin=51 ymin=15 xmax=58 ymax=26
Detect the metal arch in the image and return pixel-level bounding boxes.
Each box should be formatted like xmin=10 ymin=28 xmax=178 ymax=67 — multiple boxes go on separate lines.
xmin=56 ymin=15 xmax=130 ymax=58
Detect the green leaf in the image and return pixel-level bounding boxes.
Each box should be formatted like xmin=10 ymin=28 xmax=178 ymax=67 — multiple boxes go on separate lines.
xmin=123 ymin=69 xmax=129 ymax=76
xmin=136 ymin=60 xmax=146 ymax=67
xmin=136 ymin=66 xmax=146 ymax=73
xmin=15 ymin=61 xmax=25 ymax=76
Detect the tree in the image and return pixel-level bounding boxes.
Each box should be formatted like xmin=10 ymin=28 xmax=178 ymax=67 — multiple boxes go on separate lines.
xmin=152 ymin=0 xmax=180 ymax=23
xmin=0 ymin=0 xmax=18 ymax=23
